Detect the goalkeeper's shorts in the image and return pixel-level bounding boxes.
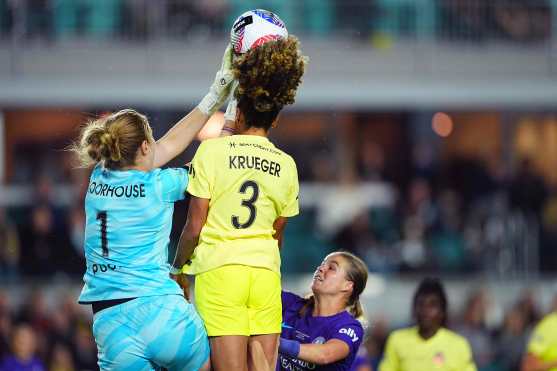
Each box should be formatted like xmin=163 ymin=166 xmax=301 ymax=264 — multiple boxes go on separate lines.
xmin=92 ymin=294 xmax=209 ymax=371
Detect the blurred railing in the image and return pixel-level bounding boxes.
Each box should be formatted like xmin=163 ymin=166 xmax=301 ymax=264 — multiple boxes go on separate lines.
xmin=0 ymin=0 xmax=555 ymax=47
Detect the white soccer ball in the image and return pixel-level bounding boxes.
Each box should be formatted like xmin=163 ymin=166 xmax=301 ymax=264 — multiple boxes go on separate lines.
xmin=230 ymin=9 xmax=288 ymax=55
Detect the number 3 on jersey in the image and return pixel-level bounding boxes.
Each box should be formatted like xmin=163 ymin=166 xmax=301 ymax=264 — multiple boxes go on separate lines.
xmin=232 ymin=181 xmax=259 ymax=229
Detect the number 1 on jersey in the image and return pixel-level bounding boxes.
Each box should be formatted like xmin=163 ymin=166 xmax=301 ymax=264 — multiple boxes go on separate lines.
xmin=232 ymin=181 xmax=259 ymax=229
xmin=96 ymin=211 xmax=109 ymax=257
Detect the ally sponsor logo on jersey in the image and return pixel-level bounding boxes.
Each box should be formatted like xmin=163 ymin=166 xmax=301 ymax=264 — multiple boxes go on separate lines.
xmin=339 ymin=327 xmax=359 ymax=342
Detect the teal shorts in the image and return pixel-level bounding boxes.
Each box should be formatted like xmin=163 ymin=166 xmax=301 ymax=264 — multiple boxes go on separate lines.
xmin=92 ymin=295 xmax=209 ymax=370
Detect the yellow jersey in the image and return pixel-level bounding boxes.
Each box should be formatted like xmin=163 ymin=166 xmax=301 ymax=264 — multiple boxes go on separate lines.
xmin=379 ymin=327 xmax=477 ymax=371
xmin=183 ymin=135 xmax=299 ymax=275
xmin=527 ymin=312 xmax=557 ymax=369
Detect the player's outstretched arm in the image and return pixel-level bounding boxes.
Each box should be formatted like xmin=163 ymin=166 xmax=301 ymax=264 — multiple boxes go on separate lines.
xmin=279 ymin=338 xmax=350 ymax=365
xmin=171 ymin=196 xmax=209 ymax=272
xmin=153 ymin=45 xmax=235 ymax=168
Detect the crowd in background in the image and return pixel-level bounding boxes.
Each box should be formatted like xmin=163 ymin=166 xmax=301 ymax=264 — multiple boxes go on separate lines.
xmin=0 ymin=0 xmax=553 ymax=43
xmin=0 ymin=289 xmax=97 ymax=371
xmin=1 ymin=122 xmax=557 ymax=279
xmin=360 ymin=289 xmax=557 ymax=371
xmin=0 ymin=283 xmax=556 ymax=370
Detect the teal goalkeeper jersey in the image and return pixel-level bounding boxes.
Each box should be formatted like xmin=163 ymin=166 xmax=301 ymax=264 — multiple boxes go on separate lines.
xmin=78 ymin=164 xmax=187 ymax=303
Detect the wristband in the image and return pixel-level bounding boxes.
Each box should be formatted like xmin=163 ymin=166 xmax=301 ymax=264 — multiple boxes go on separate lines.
xmin=279 ymin=338 xmax=300 ymax=358
xmin=221 ymin=126 xmax=236 ymax=135
xmin=169 ymin=265 xmax=182 ymax=275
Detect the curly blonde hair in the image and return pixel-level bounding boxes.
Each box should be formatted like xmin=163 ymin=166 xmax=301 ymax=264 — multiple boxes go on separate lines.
xmin=71 ymin=109 xmax=153 ymax=169
xmin=233 ymin=35 xmax=307 ymax=129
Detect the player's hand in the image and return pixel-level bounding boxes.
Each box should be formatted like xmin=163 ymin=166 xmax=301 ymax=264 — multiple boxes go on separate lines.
xmin=170 ymin=273 xmax=191 ymax=301
xmin=198 ymin=44 xmax=236 ymax=116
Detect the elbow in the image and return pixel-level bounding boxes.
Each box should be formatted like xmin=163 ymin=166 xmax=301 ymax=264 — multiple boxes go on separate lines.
xmin=314 ymin=350 xmax=336 ymax=365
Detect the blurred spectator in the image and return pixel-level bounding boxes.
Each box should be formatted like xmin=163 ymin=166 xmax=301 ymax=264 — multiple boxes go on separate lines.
xmin=351 ymin=342 xmax=373 ymax=371
xmin=26 ymin=0 xmax=51 ymax=40
xmin=440 ymin=0 xmax=491 ymax=41
xmin=193 ymin=0 xmax=228 ymax=37
xmin=358 ymin=140 xmax=386 ymax=182
xmin=0 ymin=291 xmax=12 ymax=360
xmin=493 ymin=0 xmax=551 ymax=42
xmin=494 ymin=306 xmax=528 ymax=371
xmin=514 ymin=289 xmax=542 ymax=330
xmin=335 ymin=0 xmax=374 ymax=39
xmin=366 ymin=315 xmax=389 ymax=371
xmin=540 ymin=186 xmax=557 ymax=271
xmin=429 ymin=189 xmax=467 ymax=272
xmin=509 ymin=159 xmax=547 ymax=217
xmin=48 ymin=342 xmax=75 ymax=371
xmin=0 ymin=323 xmax=45 ymax=371
xmin=18 ymin=176 xmax=82 ymax=278
xmin=454 ymin=289 xmax=496 ymax=370
xmin=51 ymin=0 xmax=122 ymax=39
xmin=67 ymin=206 xmax=85 ymax=259
xmin=16 ymin=290 xmax=51 ymax=357
xmin=0 ymin=207 xmax=20 ymax=281
xmin=71 ymin=324 xmax=97 ymax=371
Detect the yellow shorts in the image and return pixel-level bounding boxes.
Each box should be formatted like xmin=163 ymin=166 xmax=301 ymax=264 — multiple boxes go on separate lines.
xmin=194 ymin=264 xmax=281 ymax=337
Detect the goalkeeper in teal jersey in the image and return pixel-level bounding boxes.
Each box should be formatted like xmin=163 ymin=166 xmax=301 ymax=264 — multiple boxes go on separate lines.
xmin=73 ymin=46 xmax=236 ymax=371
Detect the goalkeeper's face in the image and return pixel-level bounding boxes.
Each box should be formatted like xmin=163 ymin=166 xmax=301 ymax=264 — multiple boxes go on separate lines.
xmin=415 ymin=293 xmax=444 ymax=332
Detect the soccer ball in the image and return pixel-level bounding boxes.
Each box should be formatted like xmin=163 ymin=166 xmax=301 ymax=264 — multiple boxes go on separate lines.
xmin=230 ymin=9 xmax=288 ymax=55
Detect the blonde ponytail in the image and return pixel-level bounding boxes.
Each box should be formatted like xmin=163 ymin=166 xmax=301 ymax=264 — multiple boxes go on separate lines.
xmin=71 ymin=109 xmax=152 ymax=169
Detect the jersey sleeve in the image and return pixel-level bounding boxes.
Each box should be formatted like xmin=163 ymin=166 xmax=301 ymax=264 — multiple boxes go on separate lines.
xmin=157 ymin=168 xmax=189 ymax=203
xmin=329 ymin=319 xmax=364 ymax=357
xmin=280 ymin=158 xmax=299 ymax=217
xmin=379 ymin=333 xmax=400 ymax=371
xmin=527 ymin=320 xmax=551 ymax=356
xmin=187 ymin=141 xmax=213 ymax=199
xmin=281 ymin=291 xmax=304 ymax=313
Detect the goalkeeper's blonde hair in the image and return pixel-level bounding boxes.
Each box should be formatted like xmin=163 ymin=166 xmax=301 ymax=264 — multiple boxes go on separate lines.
xmin=72 ymin=109 xmax=153 ymax=169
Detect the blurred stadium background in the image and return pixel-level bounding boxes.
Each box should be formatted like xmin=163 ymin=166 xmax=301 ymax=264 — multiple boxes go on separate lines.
xmin=0 ymin=0 xmax=557 ymax=370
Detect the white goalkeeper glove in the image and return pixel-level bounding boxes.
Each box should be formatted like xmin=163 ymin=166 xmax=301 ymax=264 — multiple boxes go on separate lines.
xmin=224 ymin=81 xmax=239 ymax=123
xmin=197 ymin=44 xmax=235 ymax=116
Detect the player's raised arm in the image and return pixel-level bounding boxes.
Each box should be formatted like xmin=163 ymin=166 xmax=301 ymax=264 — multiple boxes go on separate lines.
xmin=153 ymin=45 xmax=234 ymax=168
xmin=172 ymin=196 xmax=209 ymax=273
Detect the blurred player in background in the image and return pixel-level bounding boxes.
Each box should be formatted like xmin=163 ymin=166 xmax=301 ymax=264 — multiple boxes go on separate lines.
xmin=379 ymin=278 xmax=477 ymax=371
xmin=277 ymin=251 xmax=368 ymax=371
xmin=521 ymin=307 xmax=557 ymax=371
xmin=72 ymin=46 xmax=235 ymax=370
xmin=171 ymin=36 xmax=306 ymax=371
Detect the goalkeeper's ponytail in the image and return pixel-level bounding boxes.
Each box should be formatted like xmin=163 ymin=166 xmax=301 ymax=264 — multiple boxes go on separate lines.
xmin=71 ymin=109 xmax=153 ymax=169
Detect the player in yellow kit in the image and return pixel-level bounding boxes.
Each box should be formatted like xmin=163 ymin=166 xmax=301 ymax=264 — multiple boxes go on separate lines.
xmin=379 ymin=278 xmax=477 ymax=371
xmin=171 ymin=36 xmax=306 ymax=371
xmin=521 ymin=310 xmax=557 ymax=371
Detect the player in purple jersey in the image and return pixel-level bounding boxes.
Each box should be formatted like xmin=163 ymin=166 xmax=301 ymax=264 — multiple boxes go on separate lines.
xmin=277 ymin=251 xmax=369 ymax=371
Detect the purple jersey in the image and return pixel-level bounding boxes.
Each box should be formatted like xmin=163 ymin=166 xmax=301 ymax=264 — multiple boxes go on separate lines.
xmin=0 ymin=355 xmax=45 ymax=371
xmin=278 ymin=291 xmax=364 ymax=371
